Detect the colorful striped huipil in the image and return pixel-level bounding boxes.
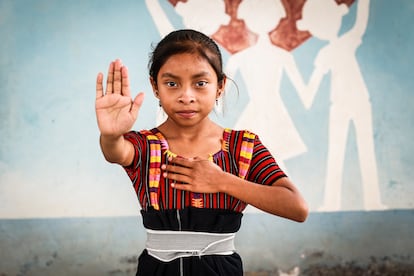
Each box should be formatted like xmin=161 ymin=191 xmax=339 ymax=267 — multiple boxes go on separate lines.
xmin=122 ymin=128 xmax=286 ymax=276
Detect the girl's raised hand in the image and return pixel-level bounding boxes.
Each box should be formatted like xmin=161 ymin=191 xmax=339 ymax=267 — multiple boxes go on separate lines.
xmin=95 ymin=59 xmax=144 ymax=137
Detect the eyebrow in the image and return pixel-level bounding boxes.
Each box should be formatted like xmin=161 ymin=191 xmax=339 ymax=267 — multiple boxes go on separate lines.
xmin=160 ymin=71 xmax=212 ymax=79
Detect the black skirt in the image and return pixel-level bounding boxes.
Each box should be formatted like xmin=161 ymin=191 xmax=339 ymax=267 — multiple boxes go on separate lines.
xmin=136 ymin=207 xmax=244 ymax=276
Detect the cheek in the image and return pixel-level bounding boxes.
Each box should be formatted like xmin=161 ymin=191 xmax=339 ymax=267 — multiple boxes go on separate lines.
xmin=205 ymin=94 xmax=219 ymax=107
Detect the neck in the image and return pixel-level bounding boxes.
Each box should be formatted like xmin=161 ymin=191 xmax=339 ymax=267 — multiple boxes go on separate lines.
xmin=158 ymin=118 xmax=221 ymax=141
xmin=157 ymin=118 xmax=224 ymax=158
xmin=256 ymin=33 xmax=272 ymax=44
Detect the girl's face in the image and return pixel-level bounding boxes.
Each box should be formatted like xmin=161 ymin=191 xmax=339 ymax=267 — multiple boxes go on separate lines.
xmin=152 ymin=53 xmax=224 ymax=127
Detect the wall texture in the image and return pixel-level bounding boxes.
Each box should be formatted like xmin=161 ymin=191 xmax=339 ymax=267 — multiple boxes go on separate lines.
xmin=1 ymin=0 xmax=413 ymax=275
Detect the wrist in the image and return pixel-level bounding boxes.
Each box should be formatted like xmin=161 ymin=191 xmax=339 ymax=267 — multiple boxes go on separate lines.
xmin=100 ymin=133 xmax=124 ymax=142
xmin=99 ymin=133 xmax=132 ymax=165
xmin=218 ymin=171 xmax=235 ymax=194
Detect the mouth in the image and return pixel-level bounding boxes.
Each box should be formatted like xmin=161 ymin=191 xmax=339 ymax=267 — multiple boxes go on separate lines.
xmin=176 ymin=110 xmax=197 ymax=118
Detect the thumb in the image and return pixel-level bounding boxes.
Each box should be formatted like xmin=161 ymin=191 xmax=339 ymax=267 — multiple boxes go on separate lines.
xmin=130 ymin=92 xmax=145 ymax=115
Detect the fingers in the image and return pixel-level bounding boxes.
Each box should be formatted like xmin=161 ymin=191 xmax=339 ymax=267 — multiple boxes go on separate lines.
xmin=104 ymin=59 xmax=125 ymax=95
xmin=121 ymin=66 xmax=131 ymax=97
xmin=170 ymin=182 xmax=190 ymax=190
xmin=161 ymin=166 xmax=189 ymax=188
xmin=113 ymin=60 xmax=122 ymax=94
xmin=161 ymin=158 xmax=190 ymax=184
xmin=96 ymin=72 xmax=104 ymax=99
xmin=167 ymin=157 xmax=193 ymax=168
xmin=161 ymin=157 xmax=218 ymax=192
xmin=105 ymin=61 xmax=114 ymax=94
xmin=161 ymin=156 xmax=204 ymax=181
xmin=130 ymin=92 xmax=145 ymax=115
xmin=162 ymin=161 xmax=190 ymax=176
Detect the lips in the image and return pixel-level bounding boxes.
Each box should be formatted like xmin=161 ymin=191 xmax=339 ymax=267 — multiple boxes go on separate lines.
xmin=176 ymin=110 xmax=197 ymax=118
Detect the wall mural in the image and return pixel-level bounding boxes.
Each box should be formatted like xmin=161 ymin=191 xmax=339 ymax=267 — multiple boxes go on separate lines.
xmin=0 ymin=0 xmax=412 ymax=218
xmin=146 ymin=0 xmax=387 ymax=212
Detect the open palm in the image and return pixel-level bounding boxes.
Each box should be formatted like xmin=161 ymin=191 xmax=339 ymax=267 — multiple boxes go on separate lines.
xmin=95 ymin=59 xmax=144 ymax=137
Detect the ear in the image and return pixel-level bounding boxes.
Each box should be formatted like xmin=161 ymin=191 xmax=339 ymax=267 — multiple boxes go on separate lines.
xmin=217 ymin=76 xmax=227 ymax=98
xmin=150 ymin=77 xmax=159 ymax=98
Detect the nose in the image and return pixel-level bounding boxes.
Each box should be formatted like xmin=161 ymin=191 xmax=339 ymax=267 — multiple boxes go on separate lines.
xmin=178 ymin=86 xmax=195 ymax=104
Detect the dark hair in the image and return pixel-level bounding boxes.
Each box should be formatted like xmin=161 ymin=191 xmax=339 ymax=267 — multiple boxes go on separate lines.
xmin=148 ymin=29 xmax=225 ymax=86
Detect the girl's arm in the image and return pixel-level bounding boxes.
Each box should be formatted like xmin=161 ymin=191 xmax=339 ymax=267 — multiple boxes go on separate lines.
xmin=221 ymin=173 xmax=309 ymax=222
xmin=99 ymin=134 xmax=135 ymax=167
xmin=95 ymin=59 xmax=144 ymax=166
xmin=162 ymin=157 xmax=309 ymax=222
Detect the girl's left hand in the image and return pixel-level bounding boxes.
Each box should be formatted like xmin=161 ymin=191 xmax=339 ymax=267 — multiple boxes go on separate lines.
xmin=161 ymin=156 xmax=225 ymax=193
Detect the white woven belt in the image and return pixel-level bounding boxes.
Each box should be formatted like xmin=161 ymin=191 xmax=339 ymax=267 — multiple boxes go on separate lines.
xmin=145 ymin=229 xmax=236 ymax=262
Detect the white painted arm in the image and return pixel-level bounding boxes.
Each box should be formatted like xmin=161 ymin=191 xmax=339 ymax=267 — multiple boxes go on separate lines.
xmin=304 ymin=66 xmax=325 ymax=109
xmin=284 ymin=54 xmax=309 ymax=108
xmin=352 ymin=0 xmax=370 ymax=38
xmin=145 ymin=0 xmax=175 ymax=38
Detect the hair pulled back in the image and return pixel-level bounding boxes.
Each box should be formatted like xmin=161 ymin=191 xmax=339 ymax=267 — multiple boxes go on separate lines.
xmin=148 ymin=29 xmax=225 ymax=85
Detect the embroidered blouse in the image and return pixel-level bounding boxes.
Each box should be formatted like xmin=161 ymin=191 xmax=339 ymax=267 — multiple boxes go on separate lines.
xmin=123 ymin=128 xmax=286 ymax=213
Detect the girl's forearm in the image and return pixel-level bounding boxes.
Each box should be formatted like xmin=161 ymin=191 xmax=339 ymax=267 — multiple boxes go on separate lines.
xmin=99 ymin=134 xmax=133 ymax=166
xmin=220 ymin=173 xmax=308 ymax=222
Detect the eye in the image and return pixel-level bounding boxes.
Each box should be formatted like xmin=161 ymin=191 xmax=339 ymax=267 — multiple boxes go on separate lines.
xmin=165 ymin=81 xmax=177 ymax=88
xmin=195 ymin=81 xmax=208 ymax=87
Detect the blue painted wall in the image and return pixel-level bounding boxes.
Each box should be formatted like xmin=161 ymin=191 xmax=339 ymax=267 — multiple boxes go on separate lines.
xmin=1 ymin=211 xmax=413 ymax=274
xmin=0 ymin=0 xmax=413 ymax=274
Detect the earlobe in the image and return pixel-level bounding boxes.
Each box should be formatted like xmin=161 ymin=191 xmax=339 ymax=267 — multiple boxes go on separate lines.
xmin=217 ymin=77 xmax=226 ymax=96
xmin=220 ymin=75 xmax=227 ymax=88
xmin=217 ymin=76 xmax=226 ymax=97
xmin=150 ymin=77 xmax=159 ymax=98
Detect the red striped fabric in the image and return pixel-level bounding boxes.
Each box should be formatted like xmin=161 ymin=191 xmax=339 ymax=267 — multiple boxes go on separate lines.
xmin=123 ymin=128 xmax=286 ymax=212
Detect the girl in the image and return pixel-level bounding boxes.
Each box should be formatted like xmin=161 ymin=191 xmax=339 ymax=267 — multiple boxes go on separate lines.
xmin=95 ymin=29 xmax=308 ymax=276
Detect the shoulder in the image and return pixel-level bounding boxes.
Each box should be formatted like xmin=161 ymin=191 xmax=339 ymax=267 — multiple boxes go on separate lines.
xmin=124 ymin=128 xmax=157 ymax=138
xmin=224 ymin=128 xmax=259 ymax=140
xmin=123 ymin=129 xmax=159 ymax=146
xmin=223 ymin=128 xmax=257 ymax=140
xmin=225 ymin=129 xmax=275 ymax=158
xmin=225 ymin=128 xmax=257 ymax=137
xmin=223 ymin=128 xmax=258 ymax=152
xmin=122 ymin=129 xmax=158 ymax=169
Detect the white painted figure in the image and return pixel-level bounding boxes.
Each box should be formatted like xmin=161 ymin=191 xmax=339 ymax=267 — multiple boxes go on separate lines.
xmin=297 ymin=0 xmax=386 ymax=211
xmin=225 ymin=0 xmax=309 ymax=173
